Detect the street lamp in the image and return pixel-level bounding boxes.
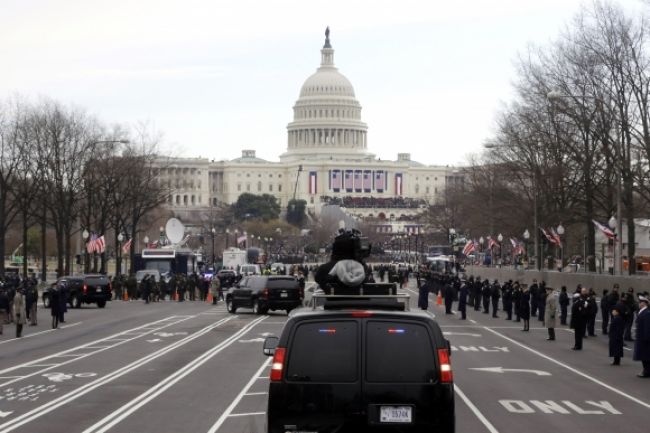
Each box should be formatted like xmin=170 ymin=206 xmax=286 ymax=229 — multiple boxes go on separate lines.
xmin=608 ymin=215 xmax=620 ymax=274
xmin=211 ymin=227 xmax=216 ymax=268
xmin=143 ymin=235 xmax=149 ymax=251
xmin=117 ymin=232 xmax=124 ymax=276
xmin=497 ymin=233 xmax=504 ymax=266
xmin=523 ymin=229 xmax=530 ymax=269
xmin=82 ymin=229 xmax=90 ymax=273
xmin=556 ymin=223 xmax=565 ymax=271
xmin=159 ymin=226 xmax=165 ymax=247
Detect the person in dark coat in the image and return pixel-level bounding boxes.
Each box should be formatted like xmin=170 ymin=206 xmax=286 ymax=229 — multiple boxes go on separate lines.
xmin=472 ymin=277 xmax=482 ymax=311
xmin=57 ymin=281 xmax=68 ymax=324
xmin=570 ymin=289 xmax=589 ymax=350
xmin=529 ymin=280 xmax=539 ymax=317
xmin=586 ymin=289 xmax=598 ymax=337
xmin=491 ymin=280 xmax=501 ymax=318
xmin=458 ymin=279 xmax=468 ymax=320
xmin=50 ymin=286 xmax=61 ymax=329
xmin=519 ymin=285 xmax=531 ymax=331
xmin=633 ymin=296 xmax=650 ymax=377
xmin=481 ymin=280 xmax=491 ymax=315
xmin=418 ymin=277 xmax=431 ymax=310
xmin=513 ymin=282 xmax=521 ymax=322
xmin=601 ymin=289 xmax=610 ymax=335
xmin=608 ymin=305 xmax=625 ymax=366
xmin=502 ymin=281 xmax=513 ymax=320
xmin=444 ymin=280 xmax=454 ymax=314
xmin=537 ymin=281 xmax=547 ymax=322
xmin=559 ymin=286 xmax=569 ymax=325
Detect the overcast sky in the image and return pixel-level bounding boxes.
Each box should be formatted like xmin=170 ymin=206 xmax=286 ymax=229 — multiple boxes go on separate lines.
xmin=1 ymin=0 xmax=645 ymax=166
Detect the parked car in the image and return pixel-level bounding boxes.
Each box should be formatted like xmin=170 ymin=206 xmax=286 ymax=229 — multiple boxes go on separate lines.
xmin=225 ymin=275 xmax=302 ymax=315
xmin=263 ymin=285 xmax=455 ymax=432
xmin=43 ymin=274 xmax=112 ymax=308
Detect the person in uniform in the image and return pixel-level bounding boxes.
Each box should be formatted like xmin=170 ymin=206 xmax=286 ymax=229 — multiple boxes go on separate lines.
xmin=444 ymin=279 xmax=454 ymax=314
xmin=544 ymin=286 xmax=557 ymax=340
xmin=529 ymin=279 xmax=539 ymax=317
xmin=519 ymin=285 xmax=531 ymax=332
xmin=608 ymin=305 xmax=625 ymax=366
xmin=210 ymin=275 xmax=221 ymax=305
xmin=558 ymin=286 xmax=569 ymax=325
xmin=458 ymin=277 xmax=468 ymax=320
xmin=418 ymin=276 xmax=431 ymax=311
xmin=586 ymin=288 xmax=598 ymax=337
xmin=13 ymin=287 xmax=27 ymax=338
xmin=570 ymin=289 xmax=589 ymax=350
xmin=490 ymin=280 xmax=501 ymax=318
xmin=633 ymin=296 xmax=650 ymax=377
xmin=481 ymin=279 xmax=491 ymax=315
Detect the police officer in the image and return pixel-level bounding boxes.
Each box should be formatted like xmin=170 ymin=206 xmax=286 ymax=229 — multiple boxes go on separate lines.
xmin=491 ymin=280 xmax=501 ymax=318
xmin=481 ymin=279 xmax=491 ymax=315
xmin=444 ymin=279 xmax=454 ymax=314
xmin=571 ymin=289 xmax=589 ymax=350
xmin=559 ymin=286 xmax=569 ymax=325
xmin=502 ymin=281 xmax=513 ymax=320
xmin=530 ymin=279 xmax=539 ymax=317
xmin=458 ymin=277 xmax=468 ymax=320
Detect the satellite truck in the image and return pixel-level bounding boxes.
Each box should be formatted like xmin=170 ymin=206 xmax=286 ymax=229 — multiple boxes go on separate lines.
xmin=133 ymin=218 xmax=199 ymax=276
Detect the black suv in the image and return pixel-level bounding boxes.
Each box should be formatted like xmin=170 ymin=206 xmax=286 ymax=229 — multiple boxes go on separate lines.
xmin=226 ymin=275 xmax=302 ymax=315
xmin=43 ymin=274 xmax=112 ymax=308
xmin=263 ymin=287 xmax=455 ymax=432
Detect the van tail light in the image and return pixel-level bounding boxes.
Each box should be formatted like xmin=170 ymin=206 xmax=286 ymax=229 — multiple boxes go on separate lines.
xmin=437 ymin=348 xmax=453 ymax=383
xmin=350 ymin=310 xmax=373 ymax=318
xmin=270 ymin=347 xmax=286 ymax=381
xmin=262 ymin=288 xmax=269 ymax=299
xmin=83 ymin=284 xmax=88 ymax=294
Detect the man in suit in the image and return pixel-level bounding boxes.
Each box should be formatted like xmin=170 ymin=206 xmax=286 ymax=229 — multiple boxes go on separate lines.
xmin=633 ymin=296 xmax=650 ymax=378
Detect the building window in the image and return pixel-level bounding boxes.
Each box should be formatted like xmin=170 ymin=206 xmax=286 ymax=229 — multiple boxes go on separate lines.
xmin=269 ymin=184 xmax=273 ymax=192
xmin=247 ymin=183 xmax=251 ymax=192
xmin=426 ymin=186 xmax=430 ymax=194
xmin=257 ymin=181 xmax=262 ymax=192
xmin=279 ymin=184 xmax=282 ymax=192
xmin=415 ymin=185 xmax=419 ymax=193
xmin=237 ymin=183 xmax=242 ymax=192
xmin=191 ymin=195 xmax=195 ymax=205
xmin=183 ymin=195 xmax=188 ymax=205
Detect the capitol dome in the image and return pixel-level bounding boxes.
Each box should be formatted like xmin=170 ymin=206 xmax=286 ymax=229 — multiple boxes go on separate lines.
xmin=281 ymin=28 xmax=372 ymax=162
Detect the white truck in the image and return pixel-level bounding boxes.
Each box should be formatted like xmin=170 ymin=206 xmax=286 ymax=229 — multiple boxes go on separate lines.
xmin=222 ymin=247 xmax=247 ymax=271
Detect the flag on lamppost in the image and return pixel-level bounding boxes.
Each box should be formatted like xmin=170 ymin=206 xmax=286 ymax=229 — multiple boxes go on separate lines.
xmin=592 ymin=219 xmax=616 ymax=240
xmin=462 ymin=240 xmax=475 ymax=256
xmin=121 ymin=238 xmax=132 ymax=254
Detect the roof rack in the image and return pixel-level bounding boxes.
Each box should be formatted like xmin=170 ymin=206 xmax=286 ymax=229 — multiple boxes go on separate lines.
xmin=311 ymin=282 xmax=410 ymax=311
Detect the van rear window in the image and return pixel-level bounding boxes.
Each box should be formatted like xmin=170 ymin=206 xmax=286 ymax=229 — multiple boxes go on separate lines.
xmin=286 ymin=321 xmax=358 ymax=382
xmin=266 ymin=279 xmax=298 ymax=289
xmin=366 ymin=321 xmax=435 ymax=383
xmin=85 ymin=277 xmax=109 ymax=285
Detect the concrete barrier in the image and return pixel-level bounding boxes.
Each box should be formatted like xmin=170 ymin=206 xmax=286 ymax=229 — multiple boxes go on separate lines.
xmin=464 ymin=266 xmax=650 ymax=297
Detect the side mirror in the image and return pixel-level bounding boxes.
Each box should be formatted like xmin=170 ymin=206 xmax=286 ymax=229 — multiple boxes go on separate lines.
xmin=445 ymin=338 xmax=452 ymax=357
xmin=263 ymin=336 xmax=279 ymax=356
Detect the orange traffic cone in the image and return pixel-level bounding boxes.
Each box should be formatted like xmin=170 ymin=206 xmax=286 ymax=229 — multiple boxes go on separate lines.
xmin=173 ymin=291 xmax=178 ymax=301
xmin=436 ymin=290 xmax=443 ymax=306
xmin=207 ymin=292 xmax=213 ymax=303
xmin=123 ymin=290 xmax=129 ymax=301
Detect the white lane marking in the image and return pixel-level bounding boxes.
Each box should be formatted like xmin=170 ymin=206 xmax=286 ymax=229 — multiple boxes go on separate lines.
xmin=443 ymin=332 xmax=482 ymax=337
xmin=0 ymin=322 xmax=83 ymax=345
xmin=228 ymin=412 xmax=265 ymax=417
xmin=207 ymin=358 xmax=272 ymax=433
xmin=470 ymin=319 xmax=477 ymax=324
xmin=81 ymin=316 xmax=267 ymax=433
xmin=0 ymin=316 xmax=194 ymax=388
xmin=483 ymin=327 xmax=650 ymax=409
xmin=0 ymin=316 xmax=234 ymax=433
xmin=455 ymin=384 xmax=499 ymax=433
xmin=244 ymin=392 xmax=267 ymax=396
xmin=469 ymin=367 xmax=551 ymax=376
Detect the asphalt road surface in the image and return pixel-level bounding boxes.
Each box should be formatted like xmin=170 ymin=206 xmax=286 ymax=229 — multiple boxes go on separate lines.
xmin=0 ymin=281 xmax=648 ymax=433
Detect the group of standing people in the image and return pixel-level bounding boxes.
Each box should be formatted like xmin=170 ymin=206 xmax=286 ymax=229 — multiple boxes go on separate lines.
xmin=0 ymin=275 xmax=40 ymax=338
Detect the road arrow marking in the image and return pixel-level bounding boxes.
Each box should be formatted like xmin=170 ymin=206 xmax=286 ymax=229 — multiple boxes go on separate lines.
xmin=469 ymin=367 xmax=551 ymax=376
xmin=239 ymin=338 xmax=265 ymax=343
xmin=0 ymin=410 xmax=13 ymax=418
xmin=443 ymin=332 xmax=482 ymax=337
xmin=146 ymin=339 xmax=162 ymax=343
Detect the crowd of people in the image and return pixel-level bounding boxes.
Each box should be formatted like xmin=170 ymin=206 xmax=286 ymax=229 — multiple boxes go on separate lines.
xmin=413 ymin=271 xmax=650 ymax=379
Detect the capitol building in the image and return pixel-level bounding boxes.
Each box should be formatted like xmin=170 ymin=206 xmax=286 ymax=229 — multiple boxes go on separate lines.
xmin=155 ymin=29 xmax=462 ymax=228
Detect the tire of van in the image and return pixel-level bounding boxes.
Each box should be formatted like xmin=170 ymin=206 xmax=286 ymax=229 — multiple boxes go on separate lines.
xmin=226 ymin=298 xmax=237 ymax=314
xmin=73 ymin=295 xmax=82 ymax=309
xmin=97 ymin=300 xmax=106 ymax=308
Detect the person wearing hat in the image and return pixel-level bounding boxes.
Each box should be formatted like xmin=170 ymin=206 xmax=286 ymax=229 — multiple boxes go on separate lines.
xmin=633 ymin=296 xmax=650 ymax=377
xmin=570 ymin=288 xmax=589 ymax=350
xmin=519 ymin=284 xmax=531 ymax=332
xmin=608 ymin=305 xmax=625 ymax=366
xmin=544 ymin=286 xmax=557 ymax=341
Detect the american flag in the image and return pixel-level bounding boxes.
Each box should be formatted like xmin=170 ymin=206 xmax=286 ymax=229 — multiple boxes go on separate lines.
xmin=540 ymin=228 xmax=559 ymax=246
xmin=375 ymin=171 xmax=385 ymax=192
xmin=510 ymin=237 xmax=525 ymax=255
xmin=550 ymin=228 xmax=562 ymax=248
xmin=121 ymin=238 xmax=132 ymax=254
xmin=86 ymin=234 xmax=106 ymax=254
xmin=237 ymin=235 xmax=247 ymax=245
xmin=592 ymin=220 xmax=616 ymax=240
xmin=487 ymin=236 xmax=497 ymax=250
xmin=344 ymin=170 xmax=353 ymax=192
xmin=331 ymin=170 xmax=341 ymax=191
xmin=363 ymin=171 xmax=372 ymax=192
xmin=462 ymin=240 xmax=475 ymax=256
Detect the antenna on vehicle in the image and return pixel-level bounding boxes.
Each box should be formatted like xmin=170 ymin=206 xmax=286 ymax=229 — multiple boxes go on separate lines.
xmin=165 ymin=218 xmax=185 ymax=245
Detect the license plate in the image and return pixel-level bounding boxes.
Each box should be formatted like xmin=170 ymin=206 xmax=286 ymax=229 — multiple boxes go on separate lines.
xmin=380 ymin=406 xmax=412 ymax=423
xmin=96 ymin=288 xmax=102 ymax=292
xmin=280 ymin=292 xmax=288 ymax=298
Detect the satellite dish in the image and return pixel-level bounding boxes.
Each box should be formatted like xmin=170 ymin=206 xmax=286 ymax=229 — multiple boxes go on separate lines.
xmin=165 ymin=218 xmax=185 ymax=244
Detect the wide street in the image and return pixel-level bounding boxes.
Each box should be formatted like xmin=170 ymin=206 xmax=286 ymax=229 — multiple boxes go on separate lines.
xmin=0 ymin=279 xmax=648 ymax=433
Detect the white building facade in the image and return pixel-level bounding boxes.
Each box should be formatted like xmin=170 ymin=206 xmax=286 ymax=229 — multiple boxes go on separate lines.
xmin=156 ymin=30 xmax=461 ymax=221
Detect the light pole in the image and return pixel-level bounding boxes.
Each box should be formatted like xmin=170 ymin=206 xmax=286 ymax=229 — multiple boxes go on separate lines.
xmin=143 ymin=236 xmax=149 ymax=251
xmin=497 ymin=233 xmax=504 ymax=266
xmin=82 ymin=229 xmax=89 ymax=273
xmin=211 ymin=227 xmax=216 ymax=268
xmin=608 ymin=215 xmax=622 ymax=275
xmin=117 ymin=232 xmax=124 ymax=276
xmin=556 ymin=223 xmax=565 ymax=271
xmin=479 ymin=236 xmax=485 ymax=264
xmin=159 ymin=226 xmax=165 ymax=247
xmin=523 ymin=229 xmax=530 ymax=269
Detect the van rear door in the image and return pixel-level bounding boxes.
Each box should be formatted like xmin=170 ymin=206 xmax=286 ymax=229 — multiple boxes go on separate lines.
xmin=269 ymin=319 xmax=362 ymax=431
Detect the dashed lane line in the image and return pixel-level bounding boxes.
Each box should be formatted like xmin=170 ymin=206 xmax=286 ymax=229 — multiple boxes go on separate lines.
xmin=484 ymin=326 xmax=650 ymax=410
xmin=81 ymin=316 xmax=267 ymax=433
xmin=0 ymin=316 xmax=236 ymax=433
xmin=206 ymin=358 xmax=272 ymax=433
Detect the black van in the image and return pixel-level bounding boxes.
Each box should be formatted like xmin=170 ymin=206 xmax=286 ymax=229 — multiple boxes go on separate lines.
xmin=263 ymin=291 xmax=455 ymax=432
xmin=43 ymin=274 xmax=112 ymax=308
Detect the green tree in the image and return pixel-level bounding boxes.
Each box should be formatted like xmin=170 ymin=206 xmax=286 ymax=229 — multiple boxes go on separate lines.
xmin=233 ymin=193 xmax=280 ymax=222
xmin=286 ymin=199 xmax=307 ymax=227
